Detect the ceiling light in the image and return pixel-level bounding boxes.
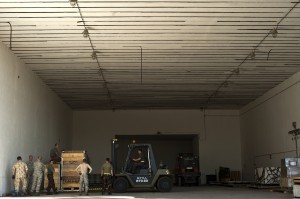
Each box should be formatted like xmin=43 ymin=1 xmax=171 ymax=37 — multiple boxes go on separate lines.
xmin=82 ymin=28 xmax=89 ymax=38
xmin=233 ymin=68 xmax=240 ymax=75
xmin=223 ymin=81 xmax=228 ymax=87
xmin=91 ymin=52 xmax=97 ymax=60
xmin=270 ymin=28 xmax=278 ymax=38
xmin=69 ymin=0 xmax=77 ymax=7
xmin=249 ymin=51 xmax=255 ymax=59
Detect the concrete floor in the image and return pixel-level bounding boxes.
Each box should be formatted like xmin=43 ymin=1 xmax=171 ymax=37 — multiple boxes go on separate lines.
xmin=5 ymin=186 xmax=294 ymax=199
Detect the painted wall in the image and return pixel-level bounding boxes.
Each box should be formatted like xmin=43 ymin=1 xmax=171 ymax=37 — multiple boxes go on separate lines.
xmin=72 ymin=109 xmax=241 ymax=183
xmin=0 ymin=43 xmax=72 ymax=195
xmin=240 ymin=71 xmax=300 ymax=181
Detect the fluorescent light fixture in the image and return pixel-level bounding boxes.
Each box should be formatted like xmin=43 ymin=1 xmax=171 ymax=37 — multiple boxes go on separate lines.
xmin=91 ymin=52 xmax=97 ymax=60
xmin=82 ymin=28 xmax=89 ymax=38
xmin=270 ymin=28 xmax=278 ymax=38
xmin=249 ymin=51 xmax=255 ymax=59
xmin=69 ymin=0 xmax=77 ymax=7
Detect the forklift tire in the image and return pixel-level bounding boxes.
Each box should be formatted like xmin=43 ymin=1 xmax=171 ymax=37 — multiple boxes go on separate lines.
xmin=178 ymin=177 xmax=182 ymax=186
xmin=197 ymin=176 xmax=201 ymax=186
xmin=157 ymin=176 xmax=173 ymax=192
xmin=113 ymin=177 xmax=129 ymax=193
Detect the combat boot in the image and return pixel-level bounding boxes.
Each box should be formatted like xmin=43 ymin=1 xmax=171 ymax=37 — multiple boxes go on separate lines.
xmin=13 ymin=192 xmax=18 ymax=197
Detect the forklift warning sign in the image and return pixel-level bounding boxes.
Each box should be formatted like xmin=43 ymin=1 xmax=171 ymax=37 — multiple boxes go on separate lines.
xmin=136 ymin=176 xmax=149 ymax=183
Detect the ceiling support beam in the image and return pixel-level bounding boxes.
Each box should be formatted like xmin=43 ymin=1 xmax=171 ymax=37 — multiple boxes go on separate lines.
xmin=75 ymin=1 xmax=115 ymax=109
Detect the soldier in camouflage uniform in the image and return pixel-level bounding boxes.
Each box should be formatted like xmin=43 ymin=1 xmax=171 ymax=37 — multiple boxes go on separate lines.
xmin=76 ymin=159 xmax=92 ymax=196
xmin=26 ymin=155 xmax=34 ymax=192
xmin=12 ymin=156 xmax=28 ymax=196
xmin=30 ymin=156 xmax=45 ymax=196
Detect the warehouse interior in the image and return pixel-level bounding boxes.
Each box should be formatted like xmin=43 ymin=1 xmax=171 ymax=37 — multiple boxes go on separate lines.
xmin=0 ymin=0 xmax=300 ymax=197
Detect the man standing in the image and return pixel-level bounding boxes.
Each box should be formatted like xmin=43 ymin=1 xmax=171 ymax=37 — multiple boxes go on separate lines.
xmin=47 ymin=160 xmax=57 ymax=195
xmin=30 ymin=156 xmax=45 ymax=196
xmin=26 ymin=155 xmax=34 ymax=193
xmin=50 ymin=143 xmax=61 ymax=163
xmin=101 ymin=158 xmax=113 ymax=195
xmin=12 ymin=156 xmax=28 ymax=196
xmin=75 ymin=159 xmax=92 ymax=196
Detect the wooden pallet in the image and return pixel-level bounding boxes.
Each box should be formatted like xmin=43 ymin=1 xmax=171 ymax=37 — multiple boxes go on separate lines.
xmin=62 ymin=182 xmax=80 ymax=191
xmin=62 ymin=176 xmax=80 ymax=183
xmin=248 ymin=183 xmax=280 ymax=190
xmin=61 ymin=187 xmax=80 ymax=192
xmin=270 ymin=188 xmax=292 ymax=194
xmin=61 ymin=150 xmax=85 ymax=191
xmin=230 ymin=171 xmax=241 ymax=181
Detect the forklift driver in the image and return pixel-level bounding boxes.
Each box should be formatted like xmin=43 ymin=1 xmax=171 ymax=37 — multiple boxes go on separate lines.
xmin=128 ymin=149 xmax=145 ymax=173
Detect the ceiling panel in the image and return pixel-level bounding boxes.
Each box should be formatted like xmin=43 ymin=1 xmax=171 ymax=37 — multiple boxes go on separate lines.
xmin=0 ymin=0 xmax=299 ymax=110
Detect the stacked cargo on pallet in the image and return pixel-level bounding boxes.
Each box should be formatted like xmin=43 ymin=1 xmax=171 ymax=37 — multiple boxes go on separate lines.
xmin=255 ymin=167 xmax=281 ymax=185
xmin=61 ymin=151 xmax=85 ymax=190
xmin=44 ymin=164 xmax=61 ymax=191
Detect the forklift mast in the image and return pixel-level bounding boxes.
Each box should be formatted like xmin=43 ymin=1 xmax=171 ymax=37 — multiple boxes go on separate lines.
xmin=111 ymin=139 xmax=118 ymax=174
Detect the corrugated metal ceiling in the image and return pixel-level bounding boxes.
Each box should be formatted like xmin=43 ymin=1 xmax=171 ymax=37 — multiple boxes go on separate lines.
xmin=0 ymin=0 xmax=299 ymax=110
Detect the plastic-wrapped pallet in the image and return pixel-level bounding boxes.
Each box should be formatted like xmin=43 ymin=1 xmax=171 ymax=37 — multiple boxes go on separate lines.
xmin=255 ymin=167 xmax=281 ymax=184
xmin=44 ymin=164 xmax=61 ymax=191
xmin=61 ymin=151 xmax=85 ymax=190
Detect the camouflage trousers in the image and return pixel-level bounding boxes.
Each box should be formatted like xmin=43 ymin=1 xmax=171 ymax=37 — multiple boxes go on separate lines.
xmin=27 ymin=171 xmax=33 ymax=192
xmin=14 ymin=177 xmax=27 ymax=193
xmin=102 ymin=175 xmax=112 ymax=194
xmin=79 ymin=173 xmax=89 ymax=193
xmin=31 ymin=173 xmax=43 ymax=193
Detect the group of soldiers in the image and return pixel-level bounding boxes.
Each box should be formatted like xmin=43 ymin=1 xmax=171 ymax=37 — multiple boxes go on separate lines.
xmin=11 ymin=143 xmax=114 ymax=196
xmin=11 ymin=155 xmax=57 ymax=196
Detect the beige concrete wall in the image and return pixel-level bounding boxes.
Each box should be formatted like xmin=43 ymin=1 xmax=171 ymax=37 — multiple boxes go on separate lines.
xmin=72 ymin=109 xmax=241 ymax=183
xmin=0 ymin=43 xmax=72 ymax=195
xmin=240 ymin=71 xmax=300 ymax=181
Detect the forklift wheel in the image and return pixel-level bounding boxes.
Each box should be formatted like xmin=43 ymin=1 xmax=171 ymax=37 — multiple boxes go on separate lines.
xmin=113 ymin=177 xmax=129 ymax=193
xmin=178 ymin=177 xmax=183 ymax=186
xmin=157 ymin=176 xmax=173 ymax=192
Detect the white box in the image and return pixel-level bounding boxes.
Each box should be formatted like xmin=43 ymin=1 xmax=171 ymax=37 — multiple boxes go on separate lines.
xmin=293 ymin=184 xmax=300 ymax=197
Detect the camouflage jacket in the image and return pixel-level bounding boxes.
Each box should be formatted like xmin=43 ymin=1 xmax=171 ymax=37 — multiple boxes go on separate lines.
xmin=26 ymin=161 xmax=34 ymax=174
xmin=12 ymin=160 xmax=28 ymax=178
xmin=33 ymin=160 xmax=45 ymax=175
